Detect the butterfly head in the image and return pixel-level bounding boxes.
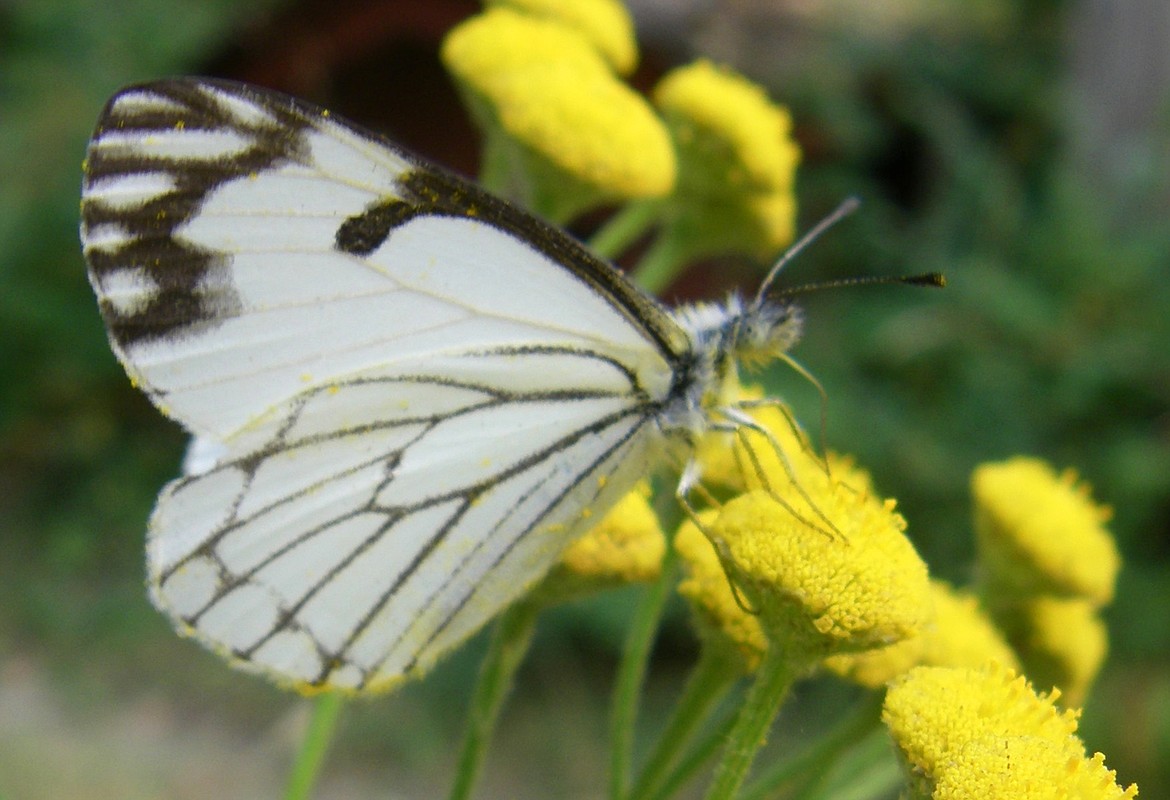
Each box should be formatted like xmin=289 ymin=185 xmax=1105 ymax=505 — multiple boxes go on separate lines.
xmin=675 ymin=294 xmax=803 ymax=373
xmin=728 ymin=296 xmax=804 ymax=369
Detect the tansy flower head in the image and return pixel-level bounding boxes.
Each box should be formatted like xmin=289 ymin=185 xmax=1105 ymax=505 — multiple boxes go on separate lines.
xmin=883 ymin=663 xmax=1137 ymax=799
xmin=443 ymin=8 xmax=609 ymax=81
xmin=972 ymin=457 xmax=1119 ymax=605
xmin=884 ymin=663 xmax=1078 ymax=774
xmin=538 ymin=484 xmax=665 ymax=603
xmin=825 ymin=579 xmax=1019 ymax=688
xmin=485 ymin=0 xmax=637 ymax=75
xmin=656 ymin=60 xmax=798 ymax=196
xmin=675 ymin=513 xmax=768 ymax=673
xmin=706 ymin=481 xmax=930 ymax=662
xmin=653 ymin=59 xmax=800 ymax=261
xmin=441 ymin=8 xmax=674 ymax=220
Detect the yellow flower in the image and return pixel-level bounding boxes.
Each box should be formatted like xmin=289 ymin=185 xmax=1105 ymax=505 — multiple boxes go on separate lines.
xmin=883 ymin=663 xmax=1137 ymax=799
xmin=443 ymin=8 xmax=609 ymax=82
xmin=885 ymin=663 xmax=1078 ymax=774
xmin=489 ymin=67 xmax=673 ymax=197
xmin=652 ymin=59 xmax=801 ymax=261
xmin=998 ymin=596 xmax=1108 ymax=708
xmin=539 ymin=483 xmax=665 ymax=603
xmin=825 ymin=580 xmax=1019 ymax=688
xmin=707 ymin=480 xmax=930 ymax=661
xmin=675 ymin=513 xmax=768 ymax=673
xmin=441 ymin=8 xmax=674 ymax=220
xmin=656 ymin=60 xmax=798 ymax=195
xmin=485 ymin=0 xmax=637 ymax=75
xmin=972 ymin=457 xmax=1119 ymax=605
xmin=691 ymin=382 xmax=931 ymax=671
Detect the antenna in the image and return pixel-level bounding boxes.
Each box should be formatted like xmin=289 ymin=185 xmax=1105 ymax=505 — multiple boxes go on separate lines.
xmin=751 ymin=197 xmax=946 ymax=305
xmin=751 ymin=196 xmax=861 ymax=309
xmin=771 ymin=272 xmax=946 ymax=301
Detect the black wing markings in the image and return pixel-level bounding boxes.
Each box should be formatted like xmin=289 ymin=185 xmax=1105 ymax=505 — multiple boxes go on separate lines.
xmin=153 ymin=339 xmax=662 ymax=685
xmin=83 ymin=81 xmax=315 ymax=348
xmin=334 ymin=164 xmax=687 ymax=361
xmin=179 ymin=396 xmax=652 ymax=688
xmin=380 ymin=418 xmax=649 ymax=686
xmin=175 ymin=389 xmax=650 ymax=613
xmin=83 ymin=78 xmax=690 ymax=364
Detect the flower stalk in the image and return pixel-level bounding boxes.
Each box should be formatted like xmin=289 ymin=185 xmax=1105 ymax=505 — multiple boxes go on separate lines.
xmin=629 ymin=647 xmax=741 ymax=800
xmin=283 ymin=693 xmax=345 ymax=800
xmin=608 ymin=547 xmax=679 ymax=800
xmin=449 ymin=599 xmax=541 ymax=800
xmin=702 ymin=641 xmax=804 ymax=800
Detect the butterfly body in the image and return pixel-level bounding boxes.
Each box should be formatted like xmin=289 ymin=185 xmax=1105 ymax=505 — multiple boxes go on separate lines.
xmin=81 ymin=79 xmax=801 ymax=691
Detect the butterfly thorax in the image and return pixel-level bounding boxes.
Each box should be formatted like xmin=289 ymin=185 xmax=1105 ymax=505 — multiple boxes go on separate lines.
xmin=659 ymin=295 xmax=803 ymax=439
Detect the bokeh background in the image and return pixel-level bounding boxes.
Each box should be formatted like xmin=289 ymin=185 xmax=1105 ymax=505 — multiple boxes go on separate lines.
xmin=2 ymin=0 xmax=1168 ymax=797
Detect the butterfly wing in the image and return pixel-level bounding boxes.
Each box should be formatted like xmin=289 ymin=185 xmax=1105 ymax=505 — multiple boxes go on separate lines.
xmin=81 ymin=79 xmax=691 ymax=690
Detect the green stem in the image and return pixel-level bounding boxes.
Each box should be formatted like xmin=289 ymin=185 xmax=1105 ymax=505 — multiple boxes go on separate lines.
xmin=629 ymin=648 xmax=739 ymax=800
xmin=609 ymin=548 xmax=679 ymax=800
xmin=645 ymin=706 xmax=738 ymax=800
xmin=797 ymin=732 xmax=901 ymax=800
xmin=629 ymin=235 xmax=689 ymax=295
xmin=739 ymin=693 xmax=883 ymax=800
xmin=448 ymin=599 xmax=541 ymax=800
xmin=588 ymin=200 xmax=662 ymax=261
xmin=703 ymin=644 xmax=802 ymax=800
xmin=476 ymin=131 xmax=515 ymax=199
xmin=283 ymin=692 xmax=345 ymax=800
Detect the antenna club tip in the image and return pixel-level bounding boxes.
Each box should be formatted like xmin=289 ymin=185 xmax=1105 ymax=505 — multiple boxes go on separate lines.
xmin=900 ymin=272 xmax=947 ymax=288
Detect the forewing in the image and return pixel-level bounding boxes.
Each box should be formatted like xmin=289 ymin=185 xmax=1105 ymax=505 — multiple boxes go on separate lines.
xmin=80 ymin=78 xmax=689 ymax=438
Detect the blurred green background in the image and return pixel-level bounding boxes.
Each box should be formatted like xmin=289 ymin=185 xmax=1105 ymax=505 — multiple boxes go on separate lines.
xmin=2 ymin=0 xmax=1167 ymax=797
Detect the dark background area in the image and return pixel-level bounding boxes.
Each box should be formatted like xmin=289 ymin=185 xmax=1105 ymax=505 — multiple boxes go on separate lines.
xmin=2 ymin=0 xmax=1167 ymax=796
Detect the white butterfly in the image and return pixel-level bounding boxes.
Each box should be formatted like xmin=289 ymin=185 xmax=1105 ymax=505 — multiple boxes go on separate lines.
xmin=80 ymin=78 xmax=810 ymax=693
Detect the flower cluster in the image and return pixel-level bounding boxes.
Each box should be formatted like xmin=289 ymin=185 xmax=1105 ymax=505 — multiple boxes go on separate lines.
xmin=442 ymin=4 xmax=670 ymax=223
xmin=654 ymin=60 xmax=801 ymax=263
xmin=666 ymin=390 xmax=1132 ymax=798
xmin=971 ymin=457 xmax=1120 ymax=706
xmin=441 ymin=0 xmax=801 ymax=283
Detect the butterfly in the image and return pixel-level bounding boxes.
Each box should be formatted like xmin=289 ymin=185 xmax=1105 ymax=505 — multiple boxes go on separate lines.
xmin=80 ymin=78 xmax=863 ymax=693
